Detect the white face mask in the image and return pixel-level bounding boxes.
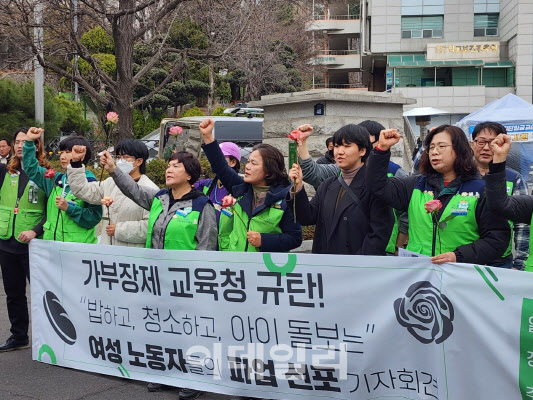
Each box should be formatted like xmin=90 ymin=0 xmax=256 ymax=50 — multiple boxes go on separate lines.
xmin=116 ymin=159 xmax=135 ymax=175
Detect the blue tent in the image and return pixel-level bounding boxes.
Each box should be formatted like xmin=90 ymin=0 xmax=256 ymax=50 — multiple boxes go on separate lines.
xmin=456 ymin=93 xmax=533 ymax=186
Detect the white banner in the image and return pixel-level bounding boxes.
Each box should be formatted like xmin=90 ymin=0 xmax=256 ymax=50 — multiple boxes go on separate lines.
xmin=29 ymin=239 xmax=533 ymax=399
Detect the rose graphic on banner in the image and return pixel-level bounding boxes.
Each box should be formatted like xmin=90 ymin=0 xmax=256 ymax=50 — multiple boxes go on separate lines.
xmin=43 ymin=291 xmax=77 ymax=345
xmin=394 ymin=281 xmax=454 ymax=344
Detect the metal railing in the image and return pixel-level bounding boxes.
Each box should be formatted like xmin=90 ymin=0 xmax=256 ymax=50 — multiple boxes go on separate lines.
xmin=317 ymin=49 xmax=360 ymax=56
xmin=312 ymin=83 xmax=367 ymax=89
xmin=312 ymin=14 xmax=360 ymax=20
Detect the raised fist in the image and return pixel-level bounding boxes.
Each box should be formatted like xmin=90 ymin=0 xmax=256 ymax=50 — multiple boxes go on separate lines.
xmin=377 ymin=129 xmax=401 ymax=151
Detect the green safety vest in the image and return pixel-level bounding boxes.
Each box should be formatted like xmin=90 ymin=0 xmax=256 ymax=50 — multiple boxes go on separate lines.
xmin=218 ymin=200 xmax=284 ymax=252
xmin=146 ymin=196 xmax=207 ymax=250
xmin=0 ymin=173 xmax=46 ymax=242
xmin=385 ymin=171 xmax=400 ymax=253
xmin=526 ymin=213 xmax=533 ymax=271
xmin=43 ymin=183 xmax=97 ymax=243
xmin=407 ymin=188 xmax=480 ymax=256
xmin=502 ymin=180 xmax=515 ymax=259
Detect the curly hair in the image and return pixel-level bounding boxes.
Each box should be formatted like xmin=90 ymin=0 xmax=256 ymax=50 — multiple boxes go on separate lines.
xmin=252 ymin=143 xmax=290 ymax=187
xmin=419 ymin=125 xmax=477 ymax=177
xmin=8 ymin=127 xmax=50 ymax=175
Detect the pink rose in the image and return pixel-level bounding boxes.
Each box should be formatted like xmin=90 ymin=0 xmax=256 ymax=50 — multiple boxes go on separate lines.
xmin=169 ymin=126 xmax=183 ymax=136
xmin=101 ymin=196 xmax=114 ymax=207
xmin=424 ymin=199 xmax=443 ymax=214
xmin=221 ymin=195 xmax=236 ymax=209
xmin=106 ymin=112 xmax=119 ymax=124
xmin=44 ymin=169 xmax=55 ymax=178
xmin=288 ymin=130 xmax=302 ymax=141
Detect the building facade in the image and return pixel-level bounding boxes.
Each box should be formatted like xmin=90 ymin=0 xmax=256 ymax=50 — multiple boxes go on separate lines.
xmin=308 ymin=0 xmax=533 ymax=113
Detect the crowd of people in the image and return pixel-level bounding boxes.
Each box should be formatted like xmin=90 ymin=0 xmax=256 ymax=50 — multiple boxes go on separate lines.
xmin=0 ymin=118 xmax=532 ymax=400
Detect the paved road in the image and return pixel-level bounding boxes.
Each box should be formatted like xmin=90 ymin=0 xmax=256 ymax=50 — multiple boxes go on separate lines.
xmin=0 ymin=271 xmax=237 ymax=400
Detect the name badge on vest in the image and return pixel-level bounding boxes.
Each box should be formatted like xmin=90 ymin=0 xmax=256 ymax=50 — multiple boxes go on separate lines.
xmin=451 ymin=200 xmax=469 ymax=216
xmin=174 ymin=207 xmax=192 ymax=218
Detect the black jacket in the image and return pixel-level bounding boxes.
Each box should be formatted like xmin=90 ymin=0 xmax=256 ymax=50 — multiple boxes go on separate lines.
xmin=290 ymin=164 xmax=393 ymax=255
xmin=485 ymin=161 xmax=533 ymax=224
xmin=366 ymin=148 xmax=511 ymax=264
xmin=317 ymin=151 xmax=335 ymax=165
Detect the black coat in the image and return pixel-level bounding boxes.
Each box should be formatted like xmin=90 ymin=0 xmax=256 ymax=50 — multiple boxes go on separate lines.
xmin=291 ymin=164 xmax=394 ymax=255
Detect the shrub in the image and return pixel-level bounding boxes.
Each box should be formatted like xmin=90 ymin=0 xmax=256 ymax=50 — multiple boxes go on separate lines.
xmin=145 ymin=158 xmax=167 ymax=188
xmin=179 ymin=106 xmax=204 ymax=118
xmin=212 ymin=106 xmax=226 ymax=116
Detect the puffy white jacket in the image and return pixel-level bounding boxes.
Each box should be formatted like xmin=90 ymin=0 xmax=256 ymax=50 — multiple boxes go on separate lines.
xmin=67 ymin=164 xmax=159 ymax=247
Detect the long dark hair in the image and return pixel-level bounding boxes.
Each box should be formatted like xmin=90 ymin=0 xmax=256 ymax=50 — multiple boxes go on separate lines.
xmin=419 ymin=125 xmax=477 ymax=177
xmin=252 ymin=143 xmax=289 ymax=187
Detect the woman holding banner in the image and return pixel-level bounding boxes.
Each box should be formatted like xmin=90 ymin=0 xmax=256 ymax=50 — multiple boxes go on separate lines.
xmin=485 ymin=133 xmax=533 ymax=271
xmin=199 ymin=118 xmax=302 ymax=253
xmin=100 ymin=149 xmax=217 ymax=251
xmin=366 ymin=125 xmax=510 ymax=265
xmin=0 ymin=127 xmax=49 ymax=352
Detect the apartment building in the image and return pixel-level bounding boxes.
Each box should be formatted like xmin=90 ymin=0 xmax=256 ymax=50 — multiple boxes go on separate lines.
xmin=308 ymin=0 xmax=533 ymax=115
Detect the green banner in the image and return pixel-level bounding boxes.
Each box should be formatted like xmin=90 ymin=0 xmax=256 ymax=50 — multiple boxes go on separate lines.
xmin=520 ymin=298 xmax=533 ymax=399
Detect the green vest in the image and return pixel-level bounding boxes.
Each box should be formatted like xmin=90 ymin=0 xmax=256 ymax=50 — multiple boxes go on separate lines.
xmin=526 ymin=213 xmax=533 ymax=271
xmin=407 ymin=189 xmax=480 ymax=256
xmin=0 ymin=173 xmax=46 ymax=242
xmin=218 ymin=200 xmax=284 ymax=252
xmin=145 ymin=196 xmax=204 ymax=250
xmin=43 ymin=183 xmax=97 ymax=243
xmin=385 ymin=171 xmax=400 ymax=253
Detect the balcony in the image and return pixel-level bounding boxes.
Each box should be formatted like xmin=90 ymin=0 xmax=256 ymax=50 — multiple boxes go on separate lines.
xmin=307 ymin=14 xmax=361 ymax=34
xmin=313 ymin=50 xmax=361 ymax=70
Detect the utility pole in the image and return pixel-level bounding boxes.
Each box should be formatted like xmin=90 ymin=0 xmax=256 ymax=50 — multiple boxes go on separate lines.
xmin=34 ymin=1 xmax=44 ymax=124
xmin=74 ymin=0 xmax=79 ymax=102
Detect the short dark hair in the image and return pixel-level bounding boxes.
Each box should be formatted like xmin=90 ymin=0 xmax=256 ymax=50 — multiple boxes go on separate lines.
xmin=228 ymin=156 xmax=240 ymax=173
xmin=60 ymin=136 xmax=92 ymax=165
xmin=0 ymin=138 xmax=11 ymax=147
xmin=251 ymin=143 xmax=290 ymax=187
xmin=419 ymin=125 xmax=477 ymax=177
xmin=325 ymin=137 xmax=334 ymax=147
xmin=358 ymin=120 xmax=385 ymax=139
xmin=471 ymin=121 xmax=507 ymax=140
xmin=115 ymin=139 xmax=149 ymax=174
xmin=332 ymin=124 xmax=372 ymax=163
xmin=169 ymin=151 xmax=201 ymax=184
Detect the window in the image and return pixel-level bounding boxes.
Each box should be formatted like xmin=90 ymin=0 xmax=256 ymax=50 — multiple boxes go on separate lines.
xmin=474 ymin=14 xmax=499 ymax=37
xmin=401 ymin=16 xmax=443 ymax=39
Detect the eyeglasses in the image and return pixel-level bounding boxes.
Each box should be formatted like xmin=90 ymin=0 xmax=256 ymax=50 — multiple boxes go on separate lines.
xmin=426 ymin=143 xmax=453 ymax=153
xmin=472 ymin=139 xmax=491 ymax=148
xmin=116 ymin=154 xmax=136 ymax=161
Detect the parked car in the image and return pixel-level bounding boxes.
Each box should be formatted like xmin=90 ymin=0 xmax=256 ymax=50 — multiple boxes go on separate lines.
xmin=158 ymin=116 xmax=263 ymax=161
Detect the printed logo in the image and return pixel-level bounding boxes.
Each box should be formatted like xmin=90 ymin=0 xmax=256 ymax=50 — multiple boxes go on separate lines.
xmin=43 ymin=291 xmax=77 ymax=345
xmin=393 ymin=281 xmax=454 ymax=344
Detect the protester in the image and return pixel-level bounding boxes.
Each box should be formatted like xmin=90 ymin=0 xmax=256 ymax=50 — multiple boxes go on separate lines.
xmin=0 ymin=128 xmax=48 ymax=352
xmin=101 ymin=149 xmax=216 ymax=398
xmin=471 ymin=122 xmax=529 ymax=269
xmin=23 ymin=128 xmax=102 ymax=243
xmin=0 ymin=138 xmax=12 ymax=164
xmin=194 ymin=141 xmax=241 ymax=221
xmin=296 ymin=120 xmax=409 ymax=253
xmin=288 ymin=124 xmax=393 ymax=254
xmin=199 ymin=118 xmax=302 ymax=252
xmin=316 ymin=136 xmax=335 ymax=164
xmin=366 ymin=124 xmax=510 ymax=265
xmin=101 ymin=149 xmax=217 ymax=251
xmin=485 ymin=133 xmax=533 ymax=271
xmin=67 ymin=140 xmax=159 ymax=247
